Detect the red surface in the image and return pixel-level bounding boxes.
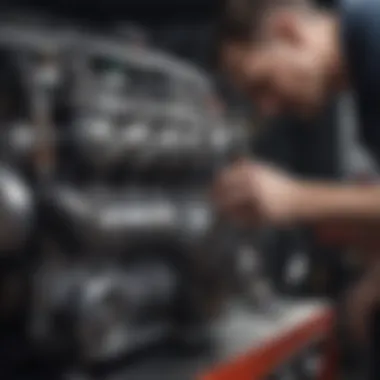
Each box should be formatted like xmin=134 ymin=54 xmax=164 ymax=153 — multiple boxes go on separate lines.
xmin=317 ymin=334 xmax=339 ymax=380
xmin=198 ymin=308 xmax=334 ymax=380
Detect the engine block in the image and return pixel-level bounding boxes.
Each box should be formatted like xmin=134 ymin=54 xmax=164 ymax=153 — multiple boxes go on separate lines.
xmin=0 ymin=17 xmax=256 ymax=378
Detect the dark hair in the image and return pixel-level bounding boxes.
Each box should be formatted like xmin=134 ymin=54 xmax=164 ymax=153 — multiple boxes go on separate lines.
xmin=215 ymin=0 xmax=310 ymax=66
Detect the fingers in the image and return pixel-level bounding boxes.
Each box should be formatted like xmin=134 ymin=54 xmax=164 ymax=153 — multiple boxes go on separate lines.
xmin=221 ymin=199 xmax=256 ymax=226
xmin=212 ymin=163 xmax=257 ymax=224
xmin=345 ymin=282 xmax=376 ymax=345
xmin=212 ymin=185 xmax=254 ymax=225
xmin=213 ymin=160 xmax=253 ymax=198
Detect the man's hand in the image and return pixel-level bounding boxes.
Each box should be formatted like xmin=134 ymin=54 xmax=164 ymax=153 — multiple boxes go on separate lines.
xmin=212 ymin=160 xmax=302 ymax=226
xmin=345 ymin=263 xmax=380 ymax=344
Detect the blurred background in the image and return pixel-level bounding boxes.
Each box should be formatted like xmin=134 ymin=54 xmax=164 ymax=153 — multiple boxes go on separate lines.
xmin=0 ymin=0 xmax=373 ymax=379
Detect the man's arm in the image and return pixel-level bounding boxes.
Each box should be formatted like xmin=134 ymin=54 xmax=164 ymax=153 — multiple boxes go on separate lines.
xmin=213 ymin=161 xmax=380 ymax=228
xmin=296 ymin=182 xmax=380 ymax=223
xmin=298 ymin=183 xmax=380 ymax=250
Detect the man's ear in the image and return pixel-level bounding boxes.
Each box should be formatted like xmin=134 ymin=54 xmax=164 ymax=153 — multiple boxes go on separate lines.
xmin=265 ymin=10 xmax=303 ymax=44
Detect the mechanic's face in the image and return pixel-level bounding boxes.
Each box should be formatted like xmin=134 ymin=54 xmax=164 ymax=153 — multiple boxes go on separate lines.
xmin=222 ymin=11 xmax=329 ymax=119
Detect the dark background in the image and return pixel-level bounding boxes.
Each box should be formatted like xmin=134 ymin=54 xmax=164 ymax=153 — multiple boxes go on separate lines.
xmin=11 ymin=0 xmax=218 ymax=24
xmin=2 ymin=0 xmax=334 ymax=69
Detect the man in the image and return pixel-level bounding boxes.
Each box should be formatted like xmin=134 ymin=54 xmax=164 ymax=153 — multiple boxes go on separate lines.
xmin=214 ymin=0 xmax=380 ymax=227
xmin=212 ymin=0 xmax=380 ymax=350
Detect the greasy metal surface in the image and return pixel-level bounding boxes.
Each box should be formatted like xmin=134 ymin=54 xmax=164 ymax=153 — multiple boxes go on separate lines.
xmin=105 ymin=299 xmax=329 ymax=380
xmin=0 ymin=21 xmax=210 ymax=88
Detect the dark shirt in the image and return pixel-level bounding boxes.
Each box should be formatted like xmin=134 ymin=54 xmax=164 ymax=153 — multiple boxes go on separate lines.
xmin=341 ymin=0 xmax=380 ymax=164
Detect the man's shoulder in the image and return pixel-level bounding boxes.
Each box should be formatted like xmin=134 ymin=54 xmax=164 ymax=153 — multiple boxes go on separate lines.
xmin=340 ymin=0 xmax=380 ymax=160
xmin=340 ymin=0 xmax=380 ymax=30
xmin=340 ymin=0 xmax=380 ymax=81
